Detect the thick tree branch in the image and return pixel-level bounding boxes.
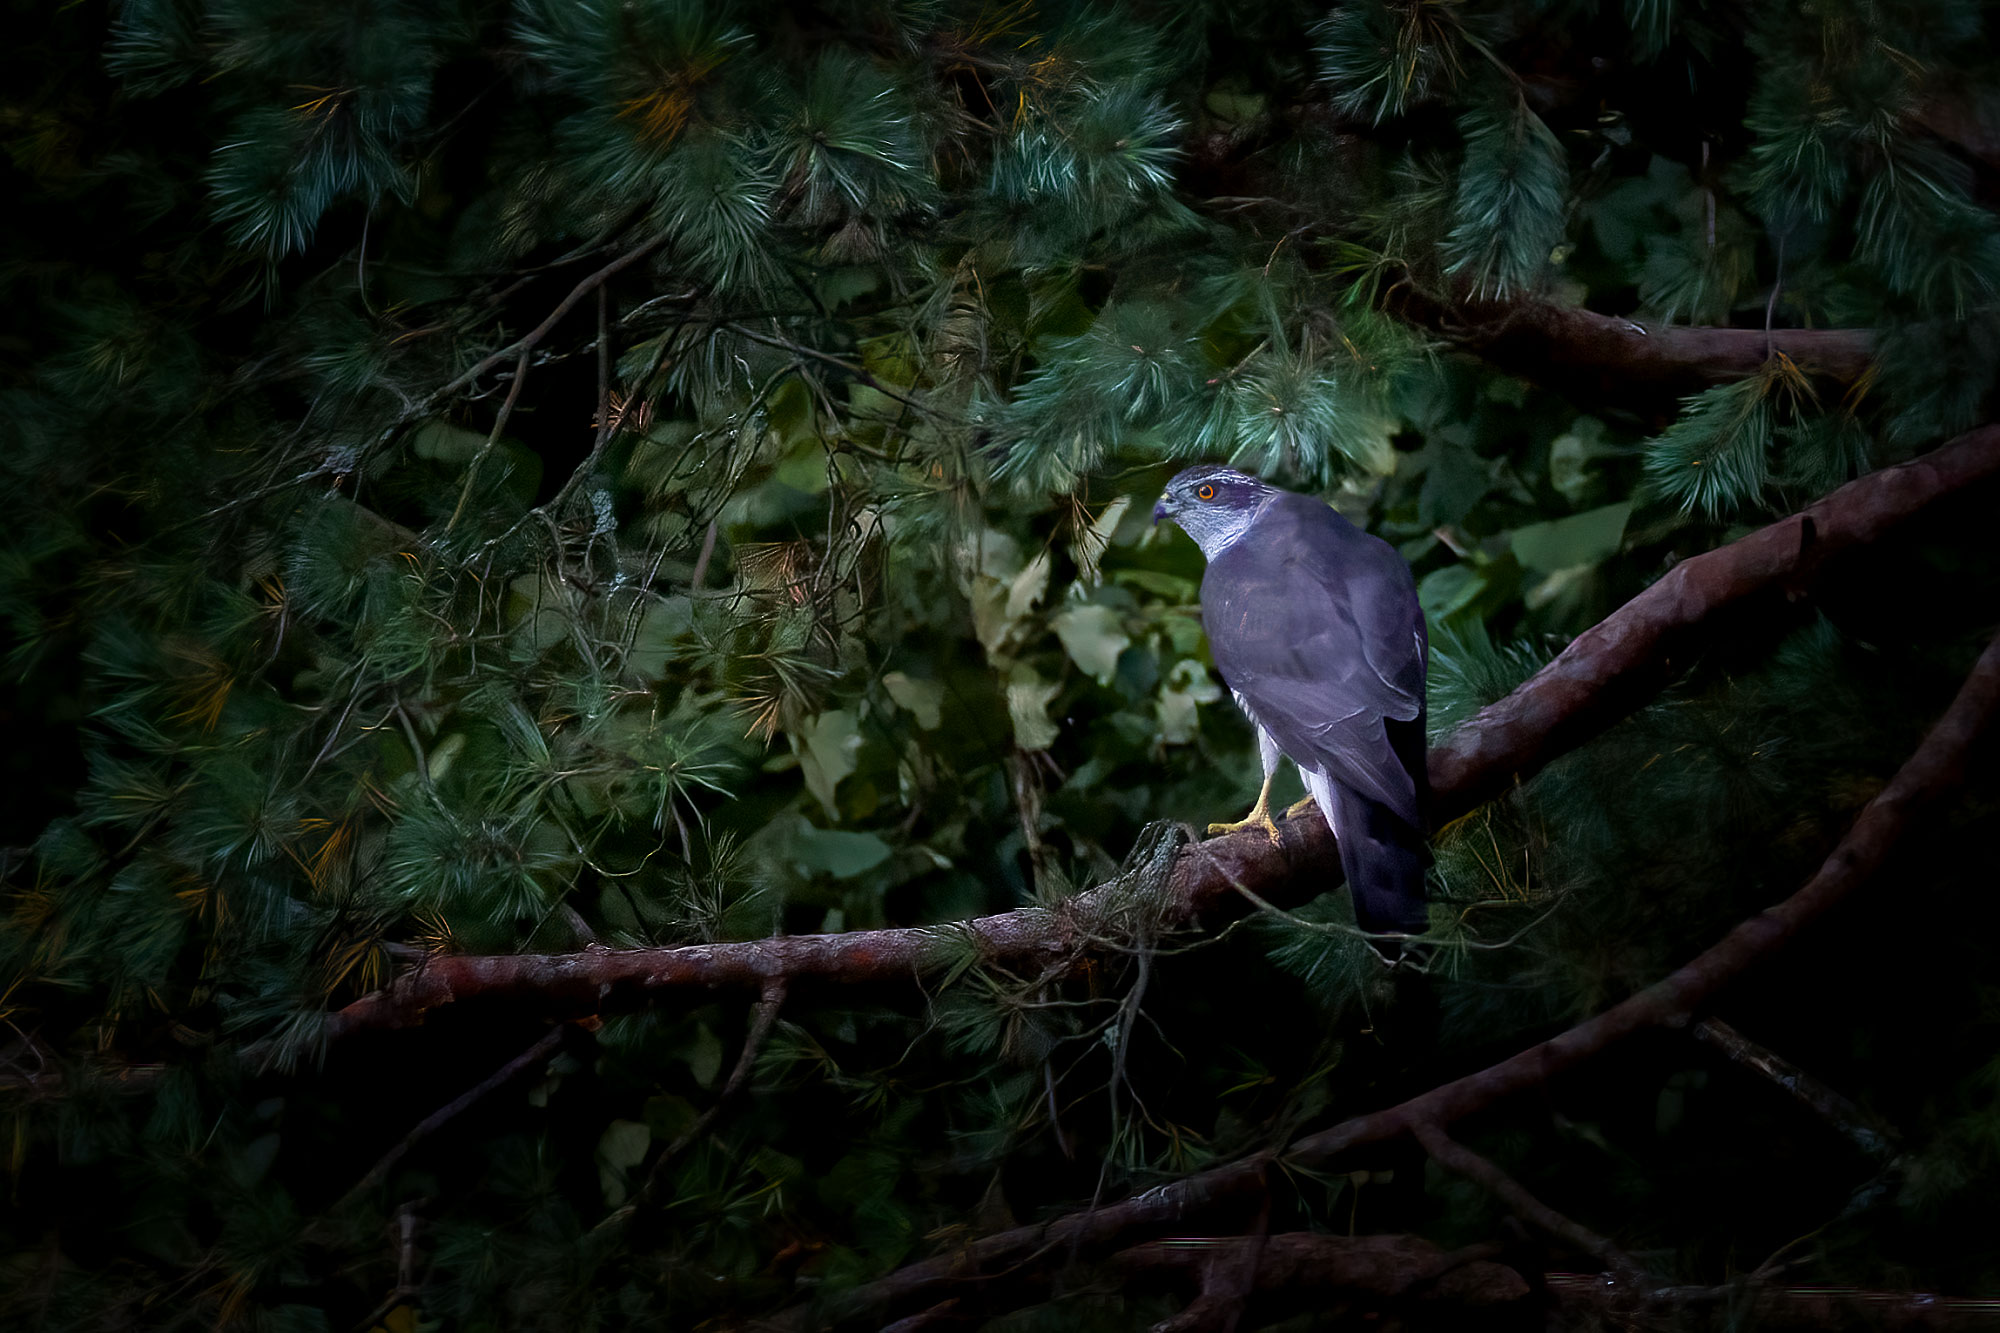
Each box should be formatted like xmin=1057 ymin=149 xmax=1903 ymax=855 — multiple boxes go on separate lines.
xmin=316 ymin=425 xmax=2000 ymax=1043
xmin=1111 ymin=1233 xmax=1528 ymax=1332
xmin=1545 ymin=1273 xmax=2000 ymax=1329
xmin=1385 ymin=287 xmax=1874 ymax=407
xmin=786 ymin=628 xmax=2000 ymax=1329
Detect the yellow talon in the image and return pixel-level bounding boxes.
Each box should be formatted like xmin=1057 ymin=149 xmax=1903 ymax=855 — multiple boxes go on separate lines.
xmin=1283 ymin=795 xmax=1319 ymax=820
xmin=1208 ymin=774 xmax=1283 ymax=844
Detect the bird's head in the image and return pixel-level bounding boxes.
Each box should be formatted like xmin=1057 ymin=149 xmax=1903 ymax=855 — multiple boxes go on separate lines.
xmin=1152 ymin=465 xmax=1276 ymax=559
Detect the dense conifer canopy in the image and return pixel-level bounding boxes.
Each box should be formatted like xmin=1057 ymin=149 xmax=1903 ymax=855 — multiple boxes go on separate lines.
xmin=4 ymin=0 xmax=1999 ymax=1328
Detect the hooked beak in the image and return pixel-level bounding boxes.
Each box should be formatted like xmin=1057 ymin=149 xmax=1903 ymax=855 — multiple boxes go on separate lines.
xmin=1152 ymin=496 xmax=1174 ymax=526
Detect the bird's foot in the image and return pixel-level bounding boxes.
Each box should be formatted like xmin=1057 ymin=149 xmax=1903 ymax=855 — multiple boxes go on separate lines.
xmin=1207 ymin=801 xmax=1282 ymax=845
xmin=1282 ymin=796 xmax=1319 ymax=819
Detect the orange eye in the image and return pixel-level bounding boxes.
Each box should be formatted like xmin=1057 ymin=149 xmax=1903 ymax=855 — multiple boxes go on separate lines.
xmin=1197 ymin=483 xmax=1215 ymax=500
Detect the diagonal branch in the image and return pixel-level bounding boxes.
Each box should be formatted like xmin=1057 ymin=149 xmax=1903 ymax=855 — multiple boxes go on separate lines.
xmin=334 ymin=1023 xmax=568 ymax=1213
xmin=782 ymin=626 xmax=2000 ymax=1329
xmin=1691 ymin=1017 xmax=1901 ymax=1164
xmin=1428 ymin=422 xmax=2000 ymax=822
xmin=434 ymin=235 xmax=667 ymax=403
xmin=313 ymin=424 xmax=2000 ymax=1043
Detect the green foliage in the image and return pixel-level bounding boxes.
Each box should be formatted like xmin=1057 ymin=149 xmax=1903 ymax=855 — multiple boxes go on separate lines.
xmin=1313 ymin=0 xmax=1466 ymax=126
xmin=6 ymin=0 xmax=2000 ymax=1328
xmin=1443 ymin=100 xmax=1569 ymax=300
xmin=985 ymin=82 xmax=1193 ymax=261
xmin=1640 ymin=356 xmax=1876 ymax=519
xmin=1642 ymin=376 xmax=1778 ymax=520
xmin=1741 ymin=0 xmax=1996 ymax=316
xmin=1875 ymin=312 xmax=2000 ymax=447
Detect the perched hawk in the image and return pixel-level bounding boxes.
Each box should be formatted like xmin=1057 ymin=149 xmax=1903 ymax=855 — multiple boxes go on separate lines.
xmin=1154 ymin=465 xmax=1431 ymax=937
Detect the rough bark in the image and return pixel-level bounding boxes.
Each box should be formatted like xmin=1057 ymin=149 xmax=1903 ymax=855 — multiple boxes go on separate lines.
xmin=1545 ymin=1273 xmax=2000 ymax=1330
xmin=1111 ymin=1233 xmax=1529 ymax=1332
xmin=1385 ymin=287 xmax=1875 ymax=407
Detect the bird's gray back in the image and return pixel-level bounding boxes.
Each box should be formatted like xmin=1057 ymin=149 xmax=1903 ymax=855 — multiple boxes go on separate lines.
xmin=1200 ymin=493 xmax=1428 ymax=826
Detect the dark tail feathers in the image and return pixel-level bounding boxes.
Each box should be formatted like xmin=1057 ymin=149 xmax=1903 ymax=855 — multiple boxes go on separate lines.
xmin=1327 ymin=782 xmax=1430 ymax=937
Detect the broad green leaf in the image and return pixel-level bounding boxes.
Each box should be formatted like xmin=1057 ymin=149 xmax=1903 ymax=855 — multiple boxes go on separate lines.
xmin=1111 ymin=568 xmax=1198 ymax=600
xmin=773 ymin=437 xmax=831 ymax=493
xmin=882 ymin=671 xmax=943 ymax=729
xmin=506 ymin=574 xmax=573 ymax=651
xmin=409 ymin=419 xmax=489 ymax=463
xmin=1006 ymin=664 xmax=1061 ymax=750
xmin=799 ymin=709 xmax=862 ymax=817
xmin=597 ymin=1119 xmax=651 ymax=1206
xmin=774 ymin=813 xmax=893 ymax=879
xmin=1548 ymin=417 xmax=1614 ymax=503
xmin=1005 ymin=551 xmax=1051 ymax=623
xmin=1052 ymin=603 xmax=1130 ymax=683
xmin=685 ymin=1022 xmax=724 ymax=1089
xmin=1418 ymin=438 xmax=1493 ymax=528
xmin=1203 ymin=88 xmax=1267 ymax=124
xmin=627 ymin=595 xmax=693 ymax=678
xmin=424 ymin=732 xmax=466 ymax=783
xmin=643 ymin=1094 xmax=697 ymax=1140
xmin=1419 ymin=554 xmax=1521 ymax=627
xmin=1157 ymin=658 xmax=1221 ymax=745
xmin=1510 ymin=502 xmax=1631 ymax=573
xmin=1418 ymin=564 xmax=1482 ymax=620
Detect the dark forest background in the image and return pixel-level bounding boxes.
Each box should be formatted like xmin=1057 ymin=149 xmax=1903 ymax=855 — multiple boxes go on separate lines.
xmin=5 ymin=1 xmax=2000 ymax=1329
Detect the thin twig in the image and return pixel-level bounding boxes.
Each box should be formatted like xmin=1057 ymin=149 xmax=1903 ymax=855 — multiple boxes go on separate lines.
xmin=532 ymin=285 xmax=618 ymax=523
xmin=447 ymin=349 xmax=530 ymax=533
xmin=1410 ymin=1118 xmax=1641 ymax=1279
xmin=436 ymin=235 xmax=665 ymax=404
xmin=1691 ymin=1016 xmax=1900 ymax=1162
xmin=390 ymin=701 xmax=432 ymax=788
xmin=1765 ymin=232 xmax=1788 ymax=360
xmin=593 ymin=976 xmax=788 ymax=1236
xmin=689 ymin=519 xmax=720 ymax=592
xmin=335 ymin=1025 xmax=567 ymax=1213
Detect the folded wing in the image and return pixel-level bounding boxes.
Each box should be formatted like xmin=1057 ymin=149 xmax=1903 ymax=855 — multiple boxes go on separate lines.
xmin=1200 ymin=494 xmax=1428 ymax=832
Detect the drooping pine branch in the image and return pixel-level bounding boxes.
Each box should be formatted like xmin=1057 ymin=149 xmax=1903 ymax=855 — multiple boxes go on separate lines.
xmin=314 ymin=424 xmax=2000 ymax=1043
